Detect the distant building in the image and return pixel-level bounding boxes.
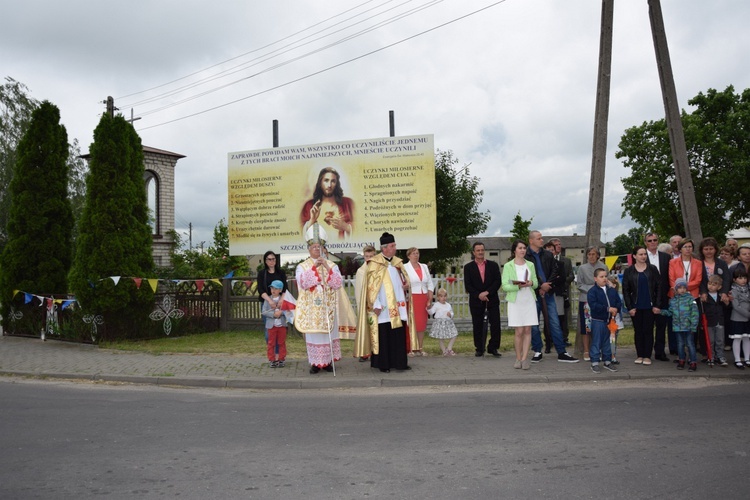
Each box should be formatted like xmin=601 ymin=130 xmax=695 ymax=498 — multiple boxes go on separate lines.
xmin=726 ymin=228 xmax=750 ymax=246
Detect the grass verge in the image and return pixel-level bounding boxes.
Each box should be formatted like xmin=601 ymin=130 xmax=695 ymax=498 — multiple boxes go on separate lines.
xmin=102 ymin=328 xmax=636 ymax=358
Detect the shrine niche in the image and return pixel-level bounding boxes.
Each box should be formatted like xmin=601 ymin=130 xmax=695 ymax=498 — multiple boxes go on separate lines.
xmin=143 ymin=146 xmax=185 ymax=267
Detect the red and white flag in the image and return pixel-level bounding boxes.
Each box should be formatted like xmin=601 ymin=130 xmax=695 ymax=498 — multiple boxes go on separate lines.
xmin=280 ymin=290 xmax=296 ymax=310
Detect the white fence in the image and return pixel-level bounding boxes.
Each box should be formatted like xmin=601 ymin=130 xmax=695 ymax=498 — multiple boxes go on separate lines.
xmin=341 ymin=273 xmax=586 ymax=332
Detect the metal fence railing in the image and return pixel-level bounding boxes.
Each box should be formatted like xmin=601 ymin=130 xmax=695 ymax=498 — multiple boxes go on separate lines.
xmin=4 ymin=274 xmax=609 ymax=341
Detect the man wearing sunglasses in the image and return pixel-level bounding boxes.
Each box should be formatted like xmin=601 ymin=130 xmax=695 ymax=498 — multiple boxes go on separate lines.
xmin=645 ymin=232 xmax=676 ymax=358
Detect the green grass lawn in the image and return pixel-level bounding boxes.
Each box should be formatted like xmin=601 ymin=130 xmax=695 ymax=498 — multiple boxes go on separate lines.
xmin=103 ymin=327 xmax=636 ymax=358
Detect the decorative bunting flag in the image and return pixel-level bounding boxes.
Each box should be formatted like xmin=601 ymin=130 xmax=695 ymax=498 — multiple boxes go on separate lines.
xmin=605 ymin=255 xmax=619 ymax=271
xmin=224 ymin=270 xmax=235 ymax=279
xmin=133 ymin=278 xmax=142 ymax=289
xmin=148 ymin=279 xmax=159 ymax=293
xmin=111 ymin=276 xmax=121 ymax=286
xmin=195 ymin=280 xmax=205 ymax=292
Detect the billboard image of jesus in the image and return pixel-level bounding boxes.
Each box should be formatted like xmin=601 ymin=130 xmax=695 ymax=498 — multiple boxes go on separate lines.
xmin=300 ymin=167 xmax=355 ymax=242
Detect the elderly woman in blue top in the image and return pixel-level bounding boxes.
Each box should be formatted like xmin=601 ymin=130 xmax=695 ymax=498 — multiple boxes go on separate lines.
xmin=586 ymin=268 xmax=622 ymax=373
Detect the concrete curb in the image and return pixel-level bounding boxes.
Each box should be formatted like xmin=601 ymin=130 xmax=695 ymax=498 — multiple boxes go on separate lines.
xmin=3 ymin=368 xmax=748 ymax=390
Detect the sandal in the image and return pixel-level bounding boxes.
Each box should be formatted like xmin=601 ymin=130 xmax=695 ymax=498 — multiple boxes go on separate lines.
xmin=448 ymin=350 xmax=456 ymax=356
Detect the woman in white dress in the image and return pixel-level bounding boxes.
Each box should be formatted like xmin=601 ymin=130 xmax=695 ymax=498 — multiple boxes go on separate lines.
xmin=501 ymin=240 xmax=539 ymax=370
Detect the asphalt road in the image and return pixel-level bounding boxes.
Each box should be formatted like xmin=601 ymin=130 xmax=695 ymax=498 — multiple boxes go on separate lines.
xmin=1 ymin=378 xmax=748 ymax=499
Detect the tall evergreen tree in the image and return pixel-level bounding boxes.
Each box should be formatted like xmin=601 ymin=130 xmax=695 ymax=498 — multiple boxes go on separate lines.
xmin=69 ymin=113 xmax=154 ymax=338
xmin=1 ymin=77 xmax=41 ymax=250
xmin=0 ymin=101 xmax=72 ymax=326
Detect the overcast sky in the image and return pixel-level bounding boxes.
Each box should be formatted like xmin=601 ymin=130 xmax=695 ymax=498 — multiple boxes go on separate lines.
xmin=3 ymin=0 xmax=749 ymax=252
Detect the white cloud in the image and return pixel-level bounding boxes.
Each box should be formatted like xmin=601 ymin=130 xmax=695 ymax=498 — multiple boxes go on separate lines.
xmin=2 ymin=0 xmax=748 ymax=250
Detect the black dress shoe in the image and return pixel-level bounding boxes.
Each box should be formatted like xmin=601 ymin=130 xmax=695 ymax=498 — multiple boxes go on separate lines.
xmin=655 ymin=355 xmax=670 ymax=361
xmin=379 ymin=368 xmax=390 ymax=373
xmin=324 ymin=364 xmax=333 ymax=372
xmin=309 ymin=365 xmax=320 ymax=374
xmin=475 ymin=351 xmax=484 ymax=357
xmin=544 ymin=348 xmax=551 ymax=354
xmin=397 ymin=366 xmax=412 ymax=371
xmin=488 ymin=350 xmax=502 ymax=358
xmin=359 ymin=357 xmax=368 ymax=362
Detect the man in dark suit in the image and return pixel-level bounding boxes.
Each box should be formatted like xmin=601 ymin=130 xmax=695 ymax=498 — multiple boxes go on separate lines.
xmin=464 ymin=242 xmax=502 ymax=357
xmin=645 ymin=232 xmax=674 ymax=359
xmin=549 ymin=238 xmax=575 ymax=347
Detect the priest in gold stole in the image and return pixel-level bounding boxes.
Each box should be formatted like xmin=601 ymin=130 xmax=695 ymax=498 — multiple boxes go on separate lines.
xmin=355 ymin=232 xmax=417 ymax=372
xmin=295 ymin=224 xmax=345 ymax=374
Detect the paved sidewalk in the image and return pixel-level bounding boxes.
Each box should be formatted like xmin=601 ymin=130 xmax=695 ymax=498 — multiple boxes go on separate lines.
xmin=1 ymin=335 xmax=747 ymax=389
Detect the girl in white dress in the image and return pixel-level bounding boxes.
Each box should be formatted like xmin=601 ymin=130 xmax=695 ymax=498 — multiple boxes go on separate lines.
xmin=501 ymin=240 xmax=539 ymax=370
xmin=428 ymin=288 xmax=459 ymax=356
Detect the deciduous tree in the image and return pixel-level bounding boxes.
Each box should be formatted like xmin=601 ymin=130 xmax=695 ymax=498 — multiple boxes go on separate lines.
xmin=618 ymin=85 xmax=750 ymax=241
xmin=419 ymin=150 xmax=490 ymax=273
xmin=510 ymin=211 xmax=534 ymax=243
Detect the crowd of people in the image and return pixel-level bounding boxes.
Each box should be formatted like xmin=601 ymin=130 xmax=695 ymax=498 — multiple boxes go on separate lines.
xmin=258 ymin=228 xmax=750 ymax=375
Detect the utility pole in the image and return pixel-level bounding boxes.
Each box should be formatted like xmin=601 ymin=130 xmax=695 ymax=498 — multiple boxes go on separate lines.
xmin=584 ymin=0 xmax=614 ymax=251
xmin=104 ymin=96 xmax=116 ymax=117
xmin=188 ymin=222 xmax=193 ymax=250
xmin=579 ymin=0 xmax=614 ymax=358
xmin=648 ymin=0 xmax=702 ymax=241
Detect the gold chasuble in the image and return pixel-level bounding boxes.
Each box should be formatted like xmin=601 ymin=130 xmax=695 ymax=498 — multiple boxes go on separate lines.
xmin=295 ymin=257 xmax=337 ymax=334
xmin=335 ymin=286 xmax=358 ymax=340
xmin=354 ymin=253 xmax=417 ymax=357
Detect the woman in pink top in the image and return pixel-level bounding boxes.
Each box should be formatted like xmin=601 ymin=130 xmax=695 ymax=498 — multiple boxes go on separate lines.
xmin=404 ymin=247 xmax=434 ymax=356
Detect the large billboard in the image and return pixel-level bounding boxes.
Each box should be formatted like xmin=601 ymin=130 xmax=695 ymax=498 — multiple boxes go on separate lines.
xmin=227 ymin=134 xmax=436 ymax=255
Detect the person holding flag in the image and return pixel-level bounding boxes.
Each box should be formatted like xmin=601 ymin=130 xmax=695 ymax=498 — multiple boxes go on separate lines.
xmin=295 ymin=224 xmax=344 ymax=374
xmin=260 ymin=280 xmax=294 ymax=368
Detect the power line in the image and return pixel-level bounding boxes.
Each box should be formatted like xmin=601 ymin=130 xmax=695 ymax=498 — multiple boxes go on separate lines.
xmin=134 ymin=0 xmax=443 ymax=118
xmin=116 ymin=0 xmax=383 ymax=102
xmin=138 ymin=0 xmax=506 ymax=131
xmin=120 ymin=0 xmax=408 ymax=108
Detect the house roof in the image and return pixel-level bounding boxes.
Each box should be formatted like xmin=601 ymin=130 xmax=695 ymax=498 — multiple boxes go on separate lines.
xmin=80 ymin=145 xmax=185 ymax=160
